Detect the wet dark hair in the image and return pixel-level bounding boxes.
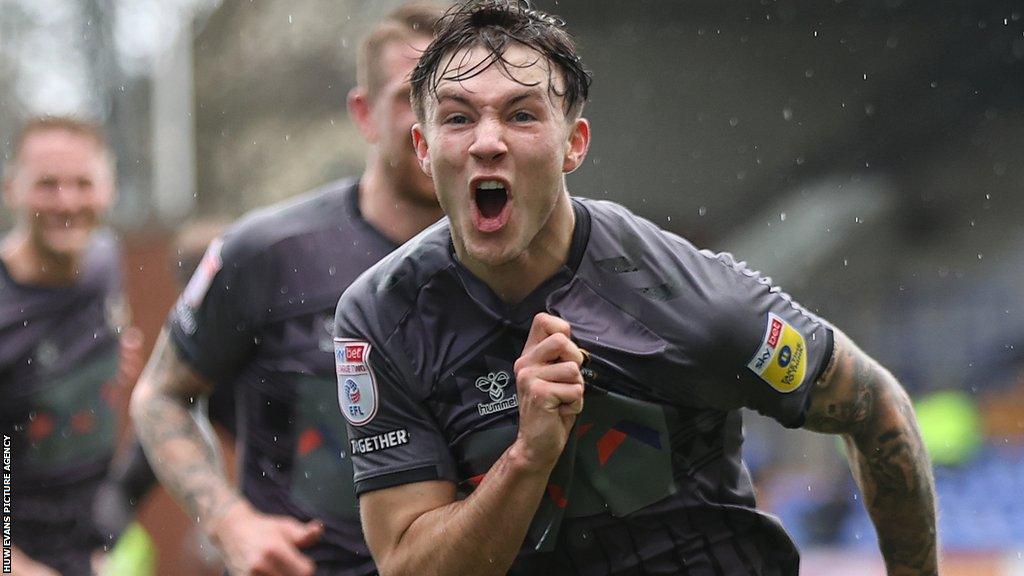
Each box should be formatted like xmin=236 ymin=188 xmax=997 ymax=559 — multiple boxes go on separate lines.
xmin=410 ymin=0 xmax=591 ymax=121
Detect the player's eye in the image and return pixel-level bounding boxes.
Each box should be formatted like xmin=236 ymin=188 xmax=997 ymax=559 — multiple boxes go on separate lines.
xmin=443 ymin=113 xmax=469 ymax=125
xmin=512 ymin=110 xmax=535 ymax=123
xmin=37 ymin=177 xmax=59 ymax=192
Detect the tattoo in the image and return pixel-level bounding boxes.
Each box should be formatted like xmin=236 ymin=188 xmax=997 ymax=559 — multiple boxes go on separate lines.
xmin=803 ymin=342 xmax=873 ymax=433
xmin=131 ymin=331 xmax=237 ymax=530
xmin=803 ymin=332 xmax=938 ymax=574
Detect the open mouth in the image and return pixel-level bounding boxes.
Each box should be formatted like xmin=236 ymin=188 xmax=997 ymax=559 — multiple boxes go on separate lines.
xmin=472 ymin=180 xmax=511 ymax=232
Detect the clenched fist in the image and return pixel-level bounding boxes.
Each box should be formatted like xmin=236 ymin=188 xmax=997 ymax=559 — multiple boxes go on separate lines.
xmin=512 ymin=313 xmax=586 ymax=468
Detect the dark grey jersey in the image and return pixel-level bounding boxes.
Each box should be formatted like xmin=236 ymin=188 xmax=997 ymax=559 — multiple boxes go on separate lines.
xmin=0 ymin=230 xmax=124 ymax=575
xmin=336 ymin=198 xmax=834 ymax=575
xmin=168 ymin=179 xmax=396 ymax=575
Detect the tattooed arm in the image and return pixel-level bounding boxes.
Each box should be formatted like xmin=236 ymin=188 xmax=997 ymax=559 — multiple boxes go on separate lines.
xmin=129 ymin=329 xmax=322 ymax=576
xmin=803 ymin=328 xmax=938 ymax=575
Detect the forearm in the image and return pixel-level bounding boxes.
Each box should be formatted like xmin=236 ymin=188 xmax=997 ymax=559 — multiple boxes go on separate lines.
xmin=844 ymin=367 xmax=938 ymax=574
xmin=128 ymin=334 xmax=238 ymax=535
xmin=378 ymin=443 xmax=552 ymax=576
xmin=805 ymin=331 xmax=938 ymax=574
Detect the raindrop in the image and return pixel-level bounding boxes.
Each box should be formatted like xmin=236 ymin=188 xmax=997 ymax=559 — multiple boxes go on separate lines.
xmin=795 ymin=156 xmax=805 ymax=165
xmin=977 ymin=253 xmax=983 ymax=260
xmin=328 ymin=266 xmax=337 ymax=276
xmin=729 ymin=117 xmax=739 ymax=127
xmin=780 ymin=212 xmax=786 ymax=222
xmin=698 ymin=206 xmax=707 ymax=216
xmin=805 ymin=68 xmax=814 ymax=78
xmin=930 ymin=81 xmax=938 ymax=88
xmin=288 ymin=13 xmax=293 ymax=24
xmin=782 ymin=107 xmax=793 ymax=121
xmin=854 ymin=216 xmax=862 ymax=223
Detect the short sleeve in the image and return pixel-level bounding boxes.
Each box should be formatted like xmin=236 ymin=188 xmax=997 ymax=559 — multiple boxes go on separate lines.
xmin=333 ymin=335 xmax=457 ymax=495
xmin=168 ymin=235 xmax=267 ymax=383
xmin=680 ymin=249 xmax=834 ymax=428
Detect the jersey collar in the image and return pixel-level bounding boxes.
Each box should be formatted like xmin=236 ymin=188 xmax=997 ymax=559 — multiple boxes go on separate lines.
xmin=449 ymin=198 xmax=592 ymax=328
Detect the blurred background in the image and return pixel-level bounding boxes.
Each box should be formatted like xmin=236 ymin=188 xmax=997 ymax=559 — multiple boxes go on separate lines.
xmin=2 ymin=0 xmax=1022 ymax=574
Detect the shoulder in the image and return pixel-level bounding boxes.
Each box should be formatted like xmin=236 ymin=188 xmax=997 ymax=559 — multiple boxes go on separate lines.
xmin=579 ymin=196 xmax=756 ymax=285
xmin=575 ymin=197 xmax=772 ymax=341
xmin=577 ymin=197 xmax=711 ymax=281
xmin=336 ymin=219 xmax=453 ymax=341
xmin=218 ymin=178 xmax=358 ymax=265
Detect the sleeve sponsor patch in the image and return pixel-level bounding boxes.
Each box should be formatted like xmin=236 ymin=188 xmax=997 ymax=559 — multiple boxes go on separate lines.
xmin=350 ymin=429 xmax=409 ymax=455
xmin=335 ymin=339 xmax=378 ymax=426
xmin=747 ymin=313 xmax=807 ymax=393
xmin=181 ymin=237 xmax=223 ymax=310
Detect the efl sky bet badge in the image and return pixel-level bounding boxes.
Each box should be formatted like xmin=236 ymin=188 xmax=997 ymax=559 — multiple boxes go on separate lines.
xmin=747 ymin=313 xmax=807 ymax=393
xmin=335 ymin=339 xmax=378 ymax=426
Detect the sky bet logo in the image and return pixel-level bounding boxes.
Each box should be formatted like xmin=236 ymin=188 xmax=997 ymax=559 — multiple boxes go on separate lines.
xmin=747 ymin=313 xmax=807 ymax=393
xmin=345 ymin=345 xmax=364 ymax=363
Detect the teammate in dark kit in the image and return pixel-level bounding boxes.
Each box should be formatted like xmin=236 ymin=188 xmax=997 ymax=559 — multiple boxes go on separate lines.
xmin=1 ymin=117 xmax=129 ymax=576
xmin=129 ymin=4 xmax=445 ymax=576
xmin=334 ymin=2 xmax=939 ymax=575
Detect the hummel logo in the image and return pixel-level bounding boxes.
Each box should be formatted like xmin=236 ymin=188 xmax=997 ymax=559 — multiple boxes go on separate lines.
xmin=475 ymin=371 xmax=511 ymax=401
xmin=475 ymin=371 xmax=517 ymax=416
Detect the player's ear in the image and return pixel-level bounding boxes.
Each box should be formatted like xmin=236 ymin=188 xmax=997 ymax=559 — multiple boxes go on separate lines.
xmin=347 ymin=87 xmax=378 ymax=143
xmin=411 ymin=124 xmax=432 ymax=178
xmin=562 ymin=117 xmax=590 ymax=174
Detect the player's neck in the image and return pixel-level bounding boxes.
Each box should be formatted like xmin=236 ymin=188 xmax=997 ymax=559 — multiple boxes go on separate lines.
xmin=358 ymin=164 xmax=442 ymax=245
xmin=461 ymin=194 xmax=576 ymax=305
xmin=0 ymin=231 xmax=82 ymax=286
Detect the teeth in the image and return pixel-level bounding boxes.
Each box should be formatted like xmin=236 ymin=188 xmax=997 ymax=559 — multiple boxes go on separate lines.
xmin=476 ymin=180 xmax=505 ymax=190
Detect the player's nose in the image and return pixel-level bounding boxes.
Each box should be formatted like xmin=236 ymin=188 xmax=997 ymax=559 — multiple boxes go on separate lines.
xmin=468 ymin=117 xmax=507 ymax=163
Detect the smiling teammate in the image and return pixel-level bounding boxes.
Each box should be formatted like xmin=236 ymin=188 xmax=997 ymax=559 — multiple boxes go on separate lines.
xmin=1 ymin=117 xmax=130 ymax=576
xmin=129 ymin=4 xmax=445 ymax=575
xmin=334 ymin=2 xmax=939 ymax=574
